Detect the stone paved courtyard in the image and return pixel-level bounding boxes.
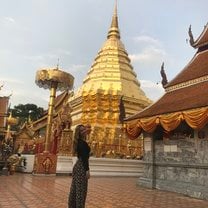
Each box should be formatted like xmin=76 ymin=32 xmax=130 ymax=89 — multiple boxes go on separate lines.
xmin=0 ymin=174 xmax=208 ymax=208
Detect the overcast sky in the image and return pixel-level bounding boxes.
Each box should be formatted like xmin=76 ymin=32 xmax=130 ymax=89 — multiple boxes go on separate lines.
xmin=0 ymin=0 xmax=208 ymax=109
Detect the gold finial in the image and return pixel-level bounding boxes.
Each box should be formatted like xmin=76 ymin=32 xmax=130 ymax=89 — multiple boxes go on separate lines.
xmin=107 ymin=0 xmax=120 ymax=39
xmin=56 ymin=58 xmax=60 ymax=70
xmin=113 ymin=0 xmax=118 ymax=19
xmin=7 ymin=110 xmax=18 ymax=126
xmin=9 ymin=111 xmax=12 ymax=118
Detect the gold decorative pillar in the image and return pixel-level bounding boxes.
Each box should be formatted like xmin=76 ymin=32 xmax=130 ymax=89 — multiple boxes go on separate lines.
xmin=45 ymin=81 xmax=57 ymax=152
xmin=34 ymin=67 xmax=74 ymax=174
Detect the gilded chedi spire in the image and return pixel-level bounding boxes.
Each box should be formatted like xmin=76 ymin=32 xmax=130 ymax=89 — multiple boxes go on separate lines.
xmin=81 ymin=2 xmax=151 ymax=105
xmin=107 ymin=0 xmax=120 ymax=39
xmin=69 ymin=2 xmax=151 ymax=158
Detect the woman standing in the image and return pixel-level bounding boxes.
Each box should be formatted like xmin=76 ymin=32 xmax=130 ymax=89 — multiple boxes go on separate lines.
xmin=68 ymin=124 xmax=91 ymax=208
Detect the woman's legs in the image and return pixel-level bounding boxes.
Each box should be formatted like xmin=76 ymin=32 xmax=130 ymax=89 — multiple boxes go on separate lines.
xmin=75 ymin=166 xmax=88 ymax=208
xmin=68 ymin=176 xmax=76 ymax=208
xmin=68 ymin=160 xmax=88 ymax=208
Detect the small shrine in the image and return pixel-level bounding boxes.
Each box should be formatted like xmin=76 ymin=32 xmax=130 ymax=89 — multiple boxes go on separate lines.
xmin=14 ymin=91 xmax=72 ymax=156
xmin=0 ymin=90 xmax=21 ymax=175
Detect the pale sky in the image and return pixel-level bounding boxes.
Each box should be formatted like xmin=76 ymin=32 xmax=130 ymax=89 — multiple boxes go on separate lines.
xmin=0 ymin=0 xmax=208 ymax=109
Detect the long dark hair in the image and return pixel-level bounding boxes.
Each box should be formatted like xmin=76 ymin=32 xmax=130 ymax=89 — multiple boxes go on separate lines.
xmin=72 ymin=124 xmax=85 ymax=155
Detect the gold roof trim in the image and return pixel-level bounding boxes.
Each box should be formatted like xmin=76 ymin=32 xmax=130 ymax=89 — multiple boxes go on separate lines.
xmin=166 ymin=75 xmax=208 ymax=92
xmin=126 ymin=106 xmax=208 ymax=139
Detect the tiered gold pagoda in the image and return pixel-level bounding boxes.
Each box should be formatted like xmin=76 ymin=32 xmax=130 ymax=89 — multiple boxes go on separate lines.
xmin=69 ymin=3 xmax=151 ymax=158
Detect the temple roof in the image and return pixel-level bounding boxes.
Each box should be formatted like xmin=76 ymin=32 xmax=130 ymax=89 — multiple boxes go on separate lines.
xmin=0 ymin=96 xmax=9 ymax=129
xmin=192 ymin=23 xmax=208 ymax=48
xmin=165 ymin=50 xmax=208 ymax=88
xmin=126 ymin=23 xmax=208 ymax=122
xmin=27 ymin=91 xmax=69 ymax=131
xmin=126 ymin=81 xmax=208 ymax=120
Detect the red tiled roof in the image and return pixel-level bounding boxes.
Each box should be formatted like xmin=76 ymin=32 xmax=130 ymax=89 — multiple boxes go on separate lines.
xmin=193 ymin=24 xmax=208 ymax=48
xmin=166 ymin=50 xmax=208 ymax=88
xmin=126 ymin=81 xmax=208 ymax=121
xmin=54 ymin=91 xmax=68 ymax=108
xmin=30 ymin=91 xmax=69 ymax=130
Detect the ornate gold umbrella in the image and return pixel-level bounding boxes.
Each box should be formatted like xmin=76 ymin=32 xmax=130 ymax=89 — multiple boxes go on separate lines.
xmin=35 ymin=67 xmax=74 ymax=152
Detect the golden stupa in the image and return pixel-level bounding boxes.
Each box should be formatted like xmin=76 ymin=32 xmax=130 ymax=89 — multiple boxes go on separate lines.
xmin=69 ymin=3 xmax=151 ymax=158
xmin=14 ymin=2 xmax=151 ymax=159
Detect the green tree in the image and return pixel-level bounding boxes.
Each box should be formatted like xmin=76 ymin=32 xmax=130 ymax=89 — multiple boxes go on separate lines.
xmin=10 ymin=103 xmax=45 ymax=128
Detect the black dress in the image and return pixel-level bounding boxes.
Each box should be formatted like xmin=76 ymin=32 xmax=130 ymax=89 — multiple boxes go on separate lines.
xmin=68 ymin=139 xmax=91 ymax=208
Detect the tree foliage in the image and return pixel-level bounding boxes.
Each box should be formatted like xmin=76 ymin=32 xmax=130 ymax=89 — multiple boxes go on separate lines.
xmin=10 ymin=103 xmax=45 ymax=127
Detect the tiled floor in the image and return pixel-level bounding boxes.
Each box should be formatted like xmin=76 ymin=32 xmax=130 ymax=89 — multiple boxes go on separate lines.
xmin=0 ymin=174 xmax=208 ymax=208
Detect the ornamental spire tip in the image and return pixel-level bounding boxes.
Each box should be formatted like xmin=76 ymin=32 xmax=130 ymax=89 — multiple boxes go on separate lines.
xmin=107 ymin=0 xmax=120 ymax=39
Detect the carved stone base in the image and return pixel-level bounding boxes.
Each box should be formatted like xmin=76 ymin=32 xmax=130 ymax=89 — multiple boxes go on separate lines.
xmin=33 ymin=152 xmax=57 ymax=174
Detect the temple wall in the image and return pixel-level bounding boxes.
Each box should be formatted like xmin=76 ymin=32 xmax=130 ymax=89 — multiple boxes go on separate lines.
xmin=0 ymin=96 xmax=9 ymax=130
xmin=138 ymin=129 xmax=208 ymax=200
